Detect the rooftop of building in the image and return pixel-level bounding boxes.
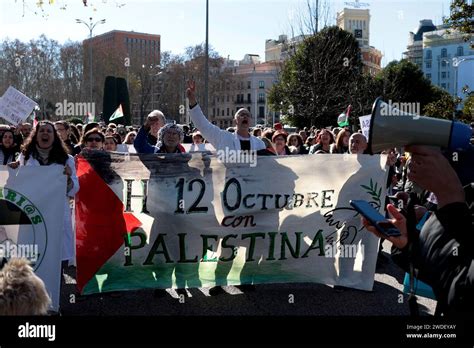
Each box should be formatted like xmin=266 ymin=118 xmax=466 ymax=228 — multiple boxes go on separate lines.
xmin=409 ymin=19 xmax=437 ymax=42
xmin=337 ymin=7 xmax=370 ymax=15
xmin=87 ymin=29 xmax=161 ymax=41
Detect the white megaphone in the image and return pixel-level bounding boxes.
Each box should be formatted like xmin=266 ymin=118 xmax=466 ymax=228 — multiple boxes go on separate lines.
xmin=368 ymin=97 xmax=473 ymax=154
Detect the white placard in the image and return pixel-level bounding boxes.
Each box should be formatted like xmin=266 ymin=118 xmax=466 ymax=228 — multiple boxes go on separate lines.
xmin=0 ymin=86 xmax=38 ymax=125
xmin=359 ymin=115 xmax=371 ymax=140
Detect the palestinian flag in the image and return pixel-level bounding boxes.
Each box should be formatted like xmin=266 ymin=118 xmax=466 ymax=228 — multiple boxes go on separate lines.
xmin=337 ymin=105 xmax=352 ymax=127
xmin=109 ymin=104 xmax=124 ymax=121
xmin=75 ymin=153 xmax=141 ymax=293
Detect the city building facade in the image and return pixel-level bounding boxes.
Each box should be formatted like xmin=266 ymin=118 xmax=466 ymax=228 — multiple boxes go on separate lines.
xmin=403 ymin=19 xmax=437 ymax=69
xmin=422 ymin=27 xmax=474 ymax=100
xmin=336 ymin=7 xmax=382 ymax=75
xmin=83 ymin=30 xmax=162 ymax=123
xmin=265 ymin=35 xmax=306 ymax=62
xmin=85 ymin=30 xmax=161 ymax=68
xmin=209 ymin=55 xmax=281 ymax=128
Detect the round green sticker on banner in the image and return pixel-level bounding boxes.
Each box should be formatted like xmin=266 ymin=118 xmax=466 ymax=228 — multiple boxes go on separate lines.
xmin=0 ymin=187 xmax=48 ymax=271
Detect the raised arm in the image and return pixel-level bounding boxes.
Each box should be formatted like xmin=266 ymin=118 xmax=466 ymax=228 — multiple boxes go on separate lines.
xmin=134 ymin=117 xmax=159 ymax=154
xmin=186 ymin=80 xmax=225 ymax=149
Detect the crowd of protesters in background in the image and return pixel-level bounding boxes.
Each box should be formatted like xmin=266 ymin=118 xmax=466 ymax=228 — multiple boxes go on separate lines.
xmin=0 ymin=84 xmax=473 ymax=315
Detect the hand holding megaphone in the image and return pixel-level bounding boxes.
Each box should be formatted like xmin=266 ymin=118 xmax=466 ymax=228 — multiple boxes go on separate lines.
xmin=368 ymin=98 xmax=472 ymax=154
xmin=406 ymin=145 xmax=465 ymax=208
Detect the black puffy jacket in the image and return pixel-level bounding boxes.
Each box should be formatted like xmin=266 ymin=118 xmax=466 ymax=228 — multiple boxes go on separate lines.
xmin=392 ymin=184 xmax=474 ymax=314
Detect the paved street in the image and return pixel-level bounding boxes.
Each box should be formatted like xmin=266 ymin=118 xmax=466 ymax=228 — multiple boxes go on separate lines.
xmin=60 ymin=240 xmax=436 ymax=316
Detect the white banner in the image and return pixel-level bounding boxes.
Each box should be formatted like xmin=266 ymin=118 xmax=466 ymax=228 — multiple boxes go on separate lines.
xmin=0 ymin=165 xmax=65 ymax=311
xmin=76 ymin=153 xmax=389 ymax=294
xmin=181 ymin=143 xmax=216 ymax=152
xmin=0 ymin=86 xmax=38 ymax=125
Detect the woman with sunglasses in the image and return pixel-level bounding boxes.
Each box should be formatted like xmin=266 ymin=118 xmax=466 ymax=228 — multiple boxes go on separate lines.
xmin=80 ymin=128 xmax=105 ymax=152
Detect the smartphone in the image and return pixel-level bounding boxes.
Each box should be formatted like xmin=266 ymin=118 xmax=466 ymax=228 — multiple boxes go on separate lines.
xmin=350 ymin=199 xmax=401 ymax=237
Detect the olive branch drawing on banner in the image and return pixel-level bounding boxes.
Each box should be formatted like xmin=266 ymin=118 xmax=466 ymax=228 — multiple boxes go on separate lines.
xmin=360 ymin=178 xmax=382 ymax=210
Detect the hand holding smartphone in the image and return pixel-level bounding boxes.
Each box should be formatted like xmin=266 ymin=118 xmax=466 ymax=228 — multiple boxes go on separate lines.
xmin=350 ymin=200 xmax=402 ymax=237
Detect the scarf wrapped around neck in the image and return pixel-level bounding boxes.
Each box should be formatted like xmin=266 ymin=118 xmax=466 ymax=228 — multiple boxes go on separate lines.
xmin=35 ymin=145 xmax=52 ymax=165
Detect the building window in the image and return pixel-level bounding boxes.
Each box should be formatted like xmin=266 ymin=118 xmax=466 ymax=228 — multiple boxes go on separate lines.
xmin=441 ymin=60 xmax=447 ymax=68
xmin=426 ymin=61 xmax=432 ymax=69
xmin=426 ymin=73 xmax=431 ymax=80
xmin=247 ymin=94 xmax=251 ymax=103
xmin=247 ymin=81 xmax=251 ymax=89
xmin=441 ymin=48 xmax=447 ymax=58
xmin=457 ymin=46 xmax=464 ymax=57
xmin=259 ymin=81 xmax=265 ymax=89
xmin=441 ymin=83 xmax=446 ymax=89
xmin=222 ymin=109 xmax=225 ymax=116
xmin=442 ymin=72 xmax=446 ymax=79
xmin=259 ymin=106 xmax=265 ymax=118
xmin=258 ymin=93 xmax=265 ymax=102
xmin=426 ymin=50 xmax=432 ymax=59
xmin=227 ymin=108 xmax=230 ymax=116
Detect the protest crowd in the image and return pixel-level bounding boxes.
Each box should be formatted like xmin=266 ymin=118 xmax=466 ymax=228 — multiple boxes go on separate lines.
xmin=0 ymin=80 xmax=473 ymax=316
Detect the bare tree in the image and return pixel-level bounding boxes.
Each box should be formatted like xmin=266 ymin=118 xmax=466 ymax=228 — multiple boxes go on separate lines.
xmin=289 ymin=0 xmax=333 ymax=37
xmin=59 ymin=42 xmax=84 ymax=103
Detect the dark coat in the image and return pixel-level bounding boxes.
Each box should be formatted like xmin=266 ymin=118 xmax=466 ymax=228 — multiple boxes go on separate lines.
xmin=392 ymin=184 xmax=474 ymax=314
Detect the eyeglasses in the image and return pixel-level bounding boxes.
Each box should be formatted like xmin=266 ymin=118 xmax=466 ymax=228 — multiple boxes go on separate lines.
xmin=86 ymin=137 xmax=103 ymax=142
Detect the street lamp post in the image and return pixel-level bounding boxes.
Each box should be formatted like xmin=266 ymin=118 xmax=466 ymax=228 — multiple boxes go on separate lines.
xmin=76 ymin=17 xmax=106 ymax=105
